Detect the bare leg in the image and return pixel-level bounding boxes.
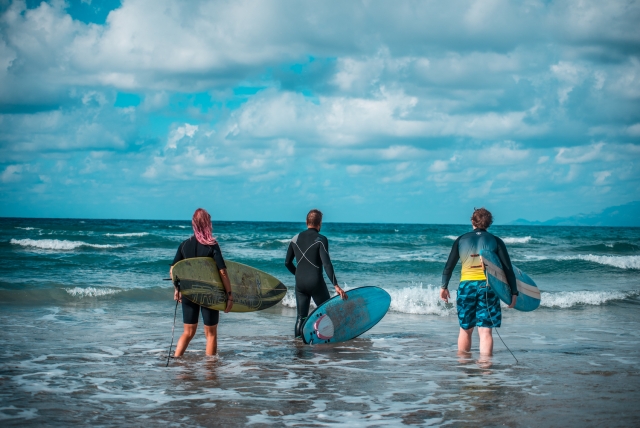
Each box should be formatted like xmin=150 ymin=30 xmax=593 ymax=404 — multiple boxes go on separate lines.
xmin=458 ymin=327 xmax=473 ymax=353
xmin=204 ymin=325 xmax=218 ymax=356
xmin=174 ymin=324 xmax=198 ymax=357
xmin=478 ymin=327 xmax=494 ymax=356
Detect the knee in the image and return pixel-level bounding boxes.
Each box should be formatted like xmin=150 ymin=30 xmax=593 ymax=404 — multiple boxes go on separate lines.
xmin=183 ymin=325 xmax=197 ymax=340
xmin=478 ymin=327 xmax=492 ymax=339
xmin=204 ymin=325 xmax=218 ymax=339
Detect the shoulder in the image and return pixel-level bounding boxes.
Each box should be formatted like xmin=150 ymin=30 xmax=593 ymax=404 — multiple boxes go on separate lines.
xmin=317 ymin=233 xmax=329 ymax=244
xmin=291 ymin=233 xmax=300 ymax=243
xmin=457 ymin=231 xmax=476 ymax=241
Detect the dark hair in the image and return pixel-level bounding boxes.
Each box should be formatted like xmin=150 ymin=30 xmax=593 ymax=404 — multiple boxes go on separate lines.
xmin=471 ymin=207 xmax=493 ymax=229
xmin=306 ymin=209 xmax=323 ymax=228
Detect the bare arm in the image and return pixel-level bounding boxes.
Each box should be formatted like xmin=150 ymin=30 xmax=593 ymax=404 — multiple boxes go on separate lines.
xmin=219 ymin=268 xmax=233 ymax=313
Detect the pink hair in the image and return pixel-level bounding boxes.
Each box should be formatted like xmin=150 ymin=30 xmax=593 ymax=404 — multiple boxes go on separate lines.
xmin=192 ymin=208 xmax=218 ymax=246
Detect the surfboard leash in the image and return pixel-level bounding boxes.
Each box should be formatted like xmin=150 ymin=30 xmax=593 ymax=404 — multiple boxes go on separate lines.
xmin=485 ymin=285 xmax=519 ymax=364
xmin=166 ymin=278 xmax=180 ymax=367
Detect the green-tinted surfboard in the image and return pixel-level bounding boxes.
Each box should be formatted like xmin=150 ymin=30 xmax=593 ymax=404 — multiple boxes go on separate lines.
xmin=172 ymin=257 xmax=287 ymax=312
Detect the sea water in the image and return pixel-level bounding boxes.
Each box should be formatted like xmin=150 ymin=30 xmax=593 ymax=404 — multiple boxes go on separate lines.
xmin=0 ymin=218 xmax=639 ymax=426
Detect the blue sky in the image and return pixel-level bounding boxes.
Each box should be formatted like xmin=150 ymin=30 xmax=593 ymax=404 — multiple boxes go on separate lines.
xmin=1 ymin=0 xmax=639 ymax=224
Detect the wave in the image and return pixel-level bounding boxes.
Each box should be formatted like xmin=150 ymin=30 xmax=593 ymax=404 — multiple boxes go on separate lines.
xmin=540 ymin=290 xmax=640 ymax=308
xmin=574 ymin=243 xmax=640 ymax=254
xmin=104 ymin=232 xmax=149 ymax=237
xmin=15 ymin=227 xmax=39 ymax=231
xmin=386 ymin=284 xmax=456 ymax=316
xmin=523 ymin=254 xmax=640 ymax=270
xmin=502 ymin=236 xmax=533 ymax=244
xmin=10 ymin=238 xmax=125 ymax=250
xmin=444 ymin=235 xmax=533 ymax=244
xmin=65 ymin=287 xmax=122 ymax=298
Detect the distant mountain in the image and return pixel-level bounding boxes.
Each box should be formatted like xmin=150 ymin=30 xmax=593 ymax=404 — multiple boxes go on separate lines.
xmin=510 ymin=201 xmax=640 ymax=227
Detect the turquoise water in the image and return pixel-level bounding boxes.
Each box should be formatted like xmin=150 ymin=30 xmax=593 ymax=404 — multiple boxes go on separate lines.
xmin=1 ymin=218 xmax=639 ymax=426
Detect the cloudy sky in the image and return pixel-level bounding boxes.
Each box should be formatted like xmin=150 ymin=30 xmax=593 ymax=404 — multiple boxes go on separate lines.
xmin=1 ymin=0 xmax=639 ymax=224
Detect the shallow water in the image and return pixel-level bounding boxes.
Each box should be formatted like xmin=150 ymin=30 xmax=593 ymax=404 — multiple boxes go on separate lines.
xmin=1 ymin=219 xmax=639 ymax=425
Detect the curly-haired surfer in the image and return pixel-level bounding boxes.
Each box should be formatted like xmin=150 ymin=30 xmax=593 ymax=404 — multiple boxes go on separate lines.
xmin=440 ymin=208 xmax=518 ymax=356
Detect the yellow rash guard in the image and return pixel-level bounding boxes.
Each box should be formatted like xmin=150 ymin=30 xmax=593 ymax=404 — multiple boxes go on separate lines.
xmin=441 ymin=229 xmax=518 ymax=294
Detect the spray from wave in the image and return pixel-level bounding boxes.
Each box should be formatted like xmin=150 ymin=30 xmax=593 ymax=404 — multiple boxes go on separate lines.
xmin=104 ymin=232 xmax=149 ymax=237
xmin=540 ymin=290 xmax=640 ymax=308
xmin=10 ymin=238 xmax=125 ymax=250
xmin=523 ymin=254 xmax=640 ymax=270
xmin=444 ymin=235 xmax=533 ymax=244
xmin=65 ymin=287 xmax=122 ymax=297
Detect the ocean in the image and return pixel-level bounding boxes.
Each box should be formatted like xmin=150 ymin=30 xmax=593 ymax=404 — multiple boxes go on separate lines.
xmin=1 ymin=218 xmax=639 ymax=426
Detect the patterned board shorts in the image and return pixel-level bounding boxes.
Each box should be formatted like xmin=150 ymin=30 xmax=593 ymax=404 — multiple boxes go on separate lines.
xmin=456 ymin=280 xmax=501 ymax=329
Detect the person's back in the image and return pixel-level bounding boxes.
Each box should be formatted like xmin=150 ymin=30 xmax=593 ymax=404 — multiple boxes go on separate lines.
xmin=442 ymin=229 xmax=514 ymax=286
xmin=285 ymin=209 xmax=347 ymax=337
xmin=440 ymin=208 xmax=518 ymax=356
xmin=289 ymin=228 xmax=335 ymax=289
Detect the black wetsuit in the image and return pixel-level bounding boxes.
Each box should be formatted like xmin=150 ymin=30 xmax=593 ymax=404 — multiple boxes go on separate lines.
xmin=285 ymin=228 xmax=338 ymax=337
xmin=441 ymin=229 xmax=518 ymax=294
xmin=172 ymin=236 xmax=226 ymax=326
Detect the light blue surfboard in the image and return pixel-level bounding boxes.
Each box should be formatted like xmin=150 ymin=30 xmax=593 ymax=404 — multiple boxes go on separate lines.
xmin=480 ymin=249 xmax=541 ymax=312
xmin=302 ymin=286 xmax=391 ymax=345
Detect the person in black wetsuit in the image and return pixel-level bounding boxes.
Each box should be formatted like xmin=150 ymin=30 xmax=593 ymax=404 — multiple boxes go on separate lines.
xmin=440 ymin=208 xmax=518 ymax=356
xmin=170 ymin=208 xmax=233 ymax=357
xmin=285 ymin=209 xmax=347 ymax=338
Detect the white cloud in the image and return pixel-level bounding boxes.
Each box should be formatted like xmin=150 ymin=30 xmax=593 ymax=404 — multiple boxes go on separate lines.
xmin=167 ymin=124 xmax=198 ymax=149
xmin=1 ymin=164 xmax=24 ymax=182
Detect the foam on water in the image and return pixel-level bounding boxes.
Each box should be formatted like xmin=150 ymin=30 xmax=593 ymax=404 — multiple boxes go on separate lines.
xmin=386 ymin=284 xmax=455 ymax=316
xmin=502 ymin=236 xmax=533 ymax=244
xmin=540 ymin=290 xmax=640 ymax=308
xmin=10 ymin=238 xmax=125 ymax=250
xmin=104 ymin=232 xmax=149 ymax=237
xmin=65 ymin=287 xmax=122 ymax=297
xmin=524 ymin=254 xmax=640 ymax=269
xmin=445 ymin=235 xmax=534 ymax=244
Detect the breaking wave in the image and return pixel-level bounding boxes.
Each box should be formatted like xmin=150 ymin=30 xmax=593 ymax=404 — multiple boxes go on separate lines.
xmin=65 ymin=287 xmax=122 ymax=298
xmin=10 ymin=238 xmax=125 ymax=250
xmin=540 ymin=290 xmax=640 ymax=308
xmin=104 ymin=232 xmax=149 ymax=237
xmin=444 ymin=235 xmax=534 ymax=244
xmin=523 ymin=254 xmax=640 ymax=270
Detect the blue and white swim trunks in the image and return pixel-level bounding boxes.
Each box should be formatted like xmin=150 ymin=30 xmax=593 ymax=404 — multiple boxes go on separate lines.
xmin=456 ymin=280 xmax=501 ymax=329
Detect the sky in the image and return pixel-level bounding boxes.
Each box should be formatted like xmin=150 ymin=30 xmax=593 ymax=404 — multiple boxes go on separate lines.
xmin=0 ymin=0 xmax=639 ymax=224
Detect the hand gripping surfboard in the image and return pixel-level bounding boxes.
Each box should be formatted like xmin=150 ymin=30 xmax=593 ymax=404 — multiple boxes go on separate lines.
xmin=172 ymin=257 xmax=287 ymax=312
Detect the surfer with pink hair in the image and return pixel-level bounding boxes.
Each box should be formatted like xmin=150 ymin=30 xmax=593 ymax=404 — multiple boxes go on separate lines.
xmin=170 ymin=208 xmax=233 ymax=356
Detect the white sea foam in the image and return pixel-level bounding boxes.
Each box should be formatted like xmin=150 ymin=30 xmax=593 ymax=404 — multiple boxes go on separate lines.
xmin=280 ymin=291 xmax=317 ymax=310
xmin=386 ymin=284 xmax=456 ymax=316
xmin=10 ymin=238 xmax=125 ymax=250
xmin=445 ymin=235 xmax=533 ymax=244
xmin=523 ymin=254 xmax=640 ymax=270
xmin=502 ymin=236 xmax=533 ymax=244
xmin=65 ymin=287 xmax=122 ymax=298
xmin=540 ymin=290 xmax=639 ymax=308
xmin=104 ymin=232 xmax=149 ymax=237
xmin=15 ymin=227 xmax=38 ymax=231
xmin=568 ymin=254 xmax=640 ymax=270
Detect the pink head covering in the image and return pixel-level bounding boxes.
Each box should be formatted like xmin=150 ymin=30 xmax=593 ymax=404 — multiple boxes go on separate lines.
xmin=192 ymin=208 xmax=218 ymax=246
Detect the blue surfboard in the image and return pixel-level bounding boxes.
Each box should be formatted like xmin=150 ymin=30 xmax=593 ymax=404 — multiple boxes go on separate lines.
xmin=480 ymin=249 xmax=541 ymax=312
xmin=301 ymin=286 xmax=391 ymax=345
